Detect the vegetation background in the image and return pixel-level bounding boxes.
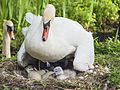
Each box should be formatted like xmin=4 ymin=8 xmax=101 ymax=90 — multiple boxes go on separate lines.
xmin=0 ymin=0 xmax=120 ymax=89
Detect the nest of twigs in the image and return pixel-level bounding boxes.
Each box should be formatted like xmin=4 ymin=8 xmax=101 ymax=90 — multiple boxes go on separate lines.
xmin=0 ymin=60 xmax=112 ymax=90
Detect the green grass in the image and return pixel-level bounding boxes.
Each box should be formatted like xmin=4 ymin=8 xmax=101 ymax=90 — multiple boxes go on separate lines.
xmin=95 ymin=54 xmax=120 ymax=87
xmin=94 ymin=38 xmax=120 ymax=88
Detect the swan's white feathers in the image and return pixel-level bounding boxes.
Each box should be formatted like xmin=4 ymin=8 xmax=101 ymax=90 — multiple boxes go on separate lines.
xmin=22 ymin=27 xmax=28 ymax=36
xmin=18 ymin=4 xmax=94 ymax=71
xmin=26 ymin=12 xmax=41 ymax=24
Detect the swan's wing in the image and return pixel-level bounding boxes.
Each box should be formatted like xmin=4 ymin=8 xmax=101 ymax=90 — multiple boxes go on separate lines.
xmin=25 ymin=13 xmax=42 ymax=36
xmin=26 ymin=12 xmax=37 ymax=24
xmin=22 ymin=27 xmax=29 ymax=36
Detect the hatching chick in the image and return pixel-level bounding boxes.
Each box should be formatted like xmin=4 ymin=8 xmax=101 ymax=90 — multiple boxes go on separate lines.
xmin=26 ymin=65 xmax=54 ymax=81
xmin=53 ymin=66 xmax=76 ymax=80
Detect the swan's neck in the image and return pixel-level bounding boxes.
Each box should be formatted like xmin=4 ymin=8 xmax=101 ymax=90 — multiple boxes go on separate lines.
xmin=2 ymin=30 xmax=11 ymax=58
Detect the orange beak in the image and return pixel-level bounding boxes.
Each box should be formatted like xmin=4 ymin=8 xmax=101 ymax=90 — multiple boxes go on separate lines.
xmin=42 ymin=27 xmax=49 ymax=41
xmin=8 ymin=31 xmax=15 ymax=40
xmin=42 ymin=20 xmax=51 ymax=41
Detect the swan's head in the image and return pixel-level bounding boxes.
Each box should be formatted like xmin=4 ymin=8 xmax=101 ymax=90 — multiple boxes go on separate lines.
xmin=42 ymin=4 xmax=55 ymax=41
xmin=3 ymin=20 xmax=15 ymax=40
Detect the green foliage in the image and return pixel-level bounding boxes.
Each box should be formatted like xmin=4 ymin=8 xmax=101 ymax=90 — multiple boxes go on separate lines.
xmin=95 ymin=38 xmax=120 ymax=55
xmin=94 ymin=37 xmax=120 ymax=86
xmin=50 ymin=0 xmax=119 ymax=30
xmin=94 ymin=0 xmax=119 ymax=28
xmin=0 ymin=0 xmax=49 ymax=29
xmin=66 ymin=0 xmax=96 ymax=29
xmin=95 ymin=38 xmax=120 ymax=86
xmin=112 ymin=0 xmax=120 ymax=8
xmin=95 ymin=54 xmax=120 ymax=86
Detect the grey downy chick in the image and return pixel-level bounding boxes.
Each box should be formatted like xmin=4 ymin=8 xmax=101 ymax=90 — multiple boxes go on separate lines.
xmin=26 ymin=65 xmax=54 ymax=81
xmin=25 ymin=65 xmax=42 ymax=81
xmin=54 ymin=66 xmax=76 ymax=80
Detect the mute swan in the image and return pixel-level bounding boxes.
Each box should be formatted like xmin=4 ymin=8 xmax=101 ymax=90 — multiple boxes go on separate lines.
xmin=2 ymin=20 xmax=15 ymax=59
xmin=17 ymin=4 xmax=94 ymax=71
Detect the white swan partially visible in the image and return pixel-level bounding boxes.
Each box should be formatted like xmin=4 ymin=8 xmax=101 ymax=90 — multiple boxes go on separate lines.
xmin=2 ymin=20 xmax=15 ymax=59
xmin=17 ymin=4 xmax=94 ymax=71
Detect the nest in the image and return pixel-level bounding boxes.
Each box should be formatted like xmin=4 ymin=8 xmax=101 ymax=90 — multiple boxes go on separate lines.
xmin=0 ymin=60 xmax=112 ymax=90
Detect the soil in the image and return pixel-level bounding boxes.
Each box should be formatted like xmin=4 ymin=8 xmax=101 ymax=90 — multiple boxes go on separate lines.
xmin=0 ymin=60 xmax=115 ymax=90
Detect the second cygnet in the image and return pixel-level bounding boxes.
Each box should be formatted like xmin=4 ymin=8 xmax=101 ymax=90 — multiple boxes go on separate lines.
xmin=53 ymin=66 xmax=76 ymax=80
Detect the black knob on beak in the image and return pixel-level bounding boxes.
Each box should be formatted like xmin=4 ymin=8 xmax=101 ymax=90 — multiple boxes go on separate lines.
xmin=42 ymin=37 xmax=46 ymax=41
xmin=11 ymin=38 xmax=15 ymax=40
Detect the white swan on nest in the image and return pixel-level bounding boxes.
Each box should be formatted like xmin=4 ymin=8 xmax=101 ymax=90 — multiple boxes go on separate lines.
xmin=2 ymin=20 xmax=15 ymax=59
xmin=17 ymin=4 xmax=94 ymax=71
